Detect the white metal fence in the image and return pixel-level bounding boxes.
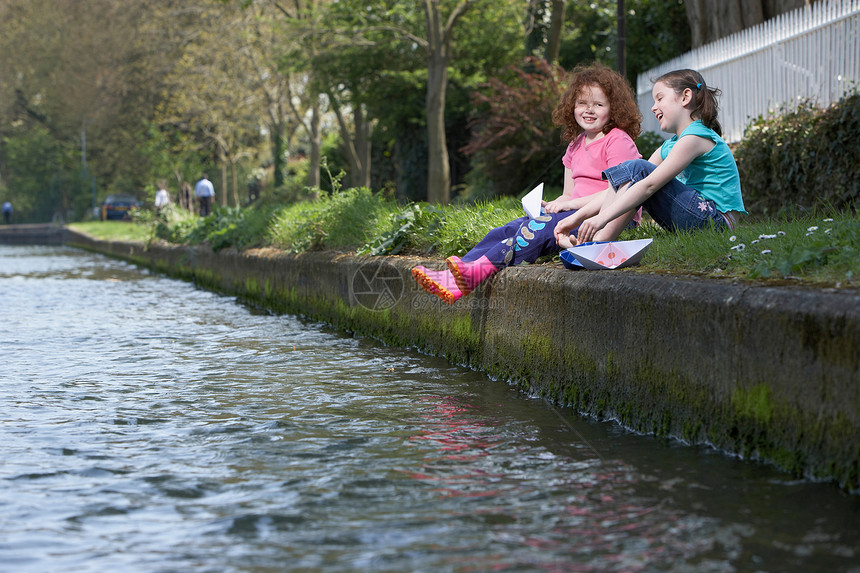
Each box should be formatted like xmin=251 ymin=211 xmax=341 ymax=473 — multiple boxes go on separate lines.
xmin=636 ymin=0 xmax=860 ymax=143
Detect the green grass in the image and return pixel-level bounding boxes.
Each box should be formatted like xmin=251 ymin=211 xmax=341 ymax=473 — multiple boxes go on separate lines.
xmin=622 ymin=213 xmax=859 ymax=285
xmin=70 ymin=192 xmax=860 ymax=288
xmin=70 ymin=220 xmax=151 ymax=242
xmin=268 ymin=187 xmax=401 ymax=252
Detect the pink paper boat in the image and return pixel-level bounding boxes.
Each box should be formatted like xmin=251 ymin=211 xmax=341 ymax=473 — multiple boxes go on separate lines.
xmin=565 ymin=238 xmax=653 ymax=270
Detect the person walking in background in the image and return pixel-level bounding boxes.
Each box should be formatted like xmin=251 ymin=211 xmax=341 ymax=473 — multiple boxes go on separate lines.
xmin=154 ymin=183 xmax=170 ymax=212
xmin=2 ymin=201 xmax=12 ymax=224
xmin=194 ymin=173 xmax=215 ymax=217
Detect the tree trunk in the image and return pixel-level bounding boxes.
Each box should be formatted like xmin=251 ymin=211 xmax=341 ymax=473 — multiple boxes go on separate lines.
xmin=307 ymin=94 xmax=321 ymax=188
xmin=546 ymin=0 xmax=565 ymax=64
xmin=271 ymin=124 xmax=285 ymax=188
xmin=219 ymin=150 xmax=228 ymax=207
xmin=685 ymin=0 xmax=811 ymax=48
xmin=231 ymin=159 xmax=240 ymax=207
xmin=424 ymin=0 xmax=451 ymax=205
xmin=329 ymin=93 xmax=372 ymax=189
xmin=354 ymin=104 xmax=372 ymax=189
xmin=616 ymin=0 xmax=626 ymax=78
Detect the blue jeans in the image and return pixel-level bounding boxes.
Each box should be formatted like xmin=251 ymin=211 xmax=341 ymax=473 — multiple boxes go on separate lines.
xmin=602 ymin=159 xmax=728 ymax=232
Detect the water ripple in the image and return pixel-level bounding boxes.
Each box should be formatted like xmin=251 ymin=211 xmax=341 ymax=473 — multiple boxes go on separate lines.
xmin=1 ymin=245 xmax=857 ymax=572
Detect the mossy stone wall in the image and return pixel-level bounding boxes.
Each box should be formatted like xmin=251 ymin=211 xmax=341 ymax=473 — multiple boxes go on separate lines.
xmin=66 ymin=230 xmax=860 ymax=491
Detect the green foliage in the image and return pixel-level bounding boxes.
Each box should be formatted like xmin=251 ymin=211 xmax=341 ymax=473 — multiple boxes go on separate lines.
xmin=558 ymin=0 xmax=616 ymax=69
xmin=1 ymin=125 xmax=89 ymax=223
xmin=634 ymin=131 xmax=664 ymax=158
xmin=623 ymin=0 xmax=690 ymax=86
xmin=359 ymin=203 xmax=444 ymax=256
xmin=462 ymin=57 xmax=567 ymax=198
xmin=735 ymin=91 xmax=860 ymax=217
xmin=626 ymin=212 xmax=860 ymax=285
xmin=558 ymin=0 xmax=690 ymax=88
xmin=267 ymin=187 xmax=399 ymax=253
xmin=745 ymin=216 xmax=860 ymax=281
xmin=136 ymin=121 xmax=207 ymax=194
xmin=432 ymin=198 xmax=521 ymax=257
xmin=184 ymin=205 xmax=275 ymax=251
xmin=152 ymin=204 xmax=200 ymax=244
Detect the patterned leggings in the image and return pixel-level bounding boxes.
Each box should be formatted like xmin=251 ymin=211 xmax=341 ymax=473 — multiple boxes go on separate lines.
xmin=461 ymin=212 xmax=577 ymax=268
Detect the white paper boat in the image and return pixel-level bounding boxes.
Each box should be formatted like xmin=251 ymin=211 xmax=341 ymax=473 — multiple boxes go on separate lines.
xmin=521 ymin=182 xmax=544 ymax=219
xmin=565 ymin=238 xmax=653 ymax=270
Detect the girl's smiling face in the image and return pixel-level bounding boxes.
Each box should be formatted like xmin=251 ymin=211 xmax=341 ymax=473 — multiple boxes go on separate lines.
xmin=651 ymin=80 xmax=691 ymax=134
xmin=574 ymin=85 xmax=611 ymax=140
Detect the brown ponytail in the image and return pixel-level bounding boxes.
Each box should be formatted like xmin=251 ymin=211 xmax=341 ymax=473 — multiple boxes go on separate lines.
xmin=655 ymin=69 xmax=723 ymax=136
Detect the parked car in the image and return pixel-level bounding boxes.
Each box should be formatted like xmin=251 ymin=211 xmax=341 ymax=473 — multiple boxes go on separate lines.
xmin=101 ymin=195 xmax=141 ymax=221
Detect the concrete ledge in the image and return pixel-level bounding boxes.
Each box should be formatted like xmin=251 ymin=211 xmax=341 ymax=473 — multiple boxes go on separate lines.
xmin=0 ymin=223 xmax=67 ymax=245
xmin=65 ymin=229 xmax=860 ymax=491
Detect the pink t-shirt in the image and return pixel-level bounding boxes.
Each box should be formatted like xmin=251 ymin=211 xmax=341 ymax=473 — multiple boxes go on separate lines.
xmin=561 ymin=127 xmax=642 ymax=223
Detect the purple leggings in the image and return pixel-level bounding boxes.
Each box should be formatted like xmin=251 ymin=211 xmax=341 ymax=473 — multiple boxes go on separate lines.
xmin=461 ymin=212 xmax=576 ymax=268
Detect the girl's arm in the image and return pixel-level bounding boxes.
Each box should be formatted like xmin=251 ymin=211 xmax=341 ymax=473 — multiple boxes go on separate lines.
xmin=646 ymin=146 xmax=664 ymax=165
xmin=546 ymin=189 xmax=608 ymax=213
xmin=576 ymin=136 xmax=713 ymax=243
xmin=553 ymin=191 xmax=606 ymax=246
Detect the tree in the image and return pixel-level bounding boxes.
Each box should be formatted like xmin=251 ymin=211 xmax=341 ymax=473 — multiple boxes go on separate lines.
xmin=155 ymin=2 xmax=268 ymax=206
xmin=265 ymin=0 xmax=327 ymax=190
xmin=318 ymin=0 xmax=523 ymax=204
xmin=462 ymin=57 xmax=567 ymax=197
xmin=684 ymin=0 xmax=817 ymax=48
xmin=555 ymin=0 xmax=690 ymax=88
xmin=0 ymin=0 xmax=152 ymax=220
xmin=423 ymin=0 xmax=482 ymax=205
xmin=241 ymin=3 xmax=299 ymax=189
xmin=546 ymin=0 xmax=566 ymax=63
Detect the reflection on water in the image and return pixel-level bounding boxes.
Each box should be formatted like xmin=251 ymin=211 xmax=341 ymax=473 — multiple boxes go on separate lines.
xmin=1 ymin=245 xmax=858 ymax=572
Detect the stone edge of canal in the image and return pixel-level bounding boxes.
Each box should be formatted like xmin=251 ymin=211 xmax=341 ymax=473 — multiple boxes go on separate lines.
xmin=62 ymin=229 xmax=860 ymax=493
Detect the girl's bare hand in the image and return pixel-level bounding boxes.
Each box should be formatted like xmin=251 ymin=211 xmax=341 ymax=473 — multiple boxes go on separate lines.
xmin=576 ymin=216 xmax=606 ymax=244
xmin=543 ymin=198 xmax=574 ymax=214
xmin=554 ymin=212 xmax=581 ymax=244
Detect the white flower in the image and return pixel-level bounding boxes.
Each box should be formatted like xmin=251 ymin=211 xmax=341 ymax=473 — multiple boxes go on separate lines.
xmin=777 ymin=231 xmax=786 ymax=236
xmin=730 ymin=244 xmax=745 ymax=252
xmin=823 ymin=218 xmax=833 ymax=222
xmin=729 ymin=235 xmax=737 ymax=242
xmin=825 ymin=228 xmax=832 ymax=234
xmin=759 ymin=234 xmax=777 ymax=239
xmin=808 ymin=226 xmax=819 ymax=232
xmin=761 ymin=249 xmax=772 ymax=255
xmin=752 ymin=239 xmax=759 ymax=244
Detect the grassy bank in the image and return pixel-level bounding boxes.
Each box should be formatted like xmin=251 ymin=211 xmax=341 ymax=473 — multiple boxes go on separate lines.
xmin=70 ymin=187 xmax=859 ymax=288
xmin=71 ymin=220 xmax=152 ymax=243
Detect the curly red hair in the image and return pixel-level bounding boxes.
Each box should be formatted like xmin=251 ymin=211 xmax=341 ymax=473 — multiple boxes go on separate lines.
xmin=552 ymin=63 xmax=642 ymax=143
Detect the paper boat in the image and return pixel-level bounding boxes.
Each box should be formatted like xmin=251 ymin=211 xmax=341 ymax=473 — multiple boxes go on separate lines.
xmin=565 ymin=238 xmax=653 ymax=270
xmin=521 ymin=182 xmax=544 ymax=219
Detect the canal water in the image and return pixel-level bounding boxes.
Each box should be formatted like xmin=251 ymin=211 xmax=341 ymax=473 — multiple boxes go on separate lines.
xmin=1 ymin=245 xmax=858 ymax=572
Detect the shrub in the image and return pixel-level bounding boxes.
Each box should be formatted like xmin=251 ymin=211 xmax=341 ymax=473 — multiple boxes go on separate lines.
xmin=735 ymin=91 xmax=860 ymax=217
xmin=185 ymin=206 xmax=274 ymax=251
xmin=634 ymin=131 xmax=665 ymax=159
xmin=153 ymin=205 xmax=199 ymax=244
xmin=267 ymin=187 xmax=398 ymax=253
xmin=462 ymin=57 xmax=568 ymax=198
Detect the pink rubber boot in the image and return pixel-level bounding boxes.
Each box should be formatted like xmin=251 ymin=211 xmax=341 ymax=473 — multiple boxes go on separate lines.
xmin=411 ymin=266 xmax=463 ymax=305
xmin=446 ymin=255 xmax=499 ymax=296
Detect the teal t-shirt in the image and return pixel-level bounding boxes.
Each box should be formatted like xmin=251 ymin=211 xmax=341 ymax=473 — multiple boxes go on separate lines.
xmin=660 ymin=120 xmax=747 ymax=214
